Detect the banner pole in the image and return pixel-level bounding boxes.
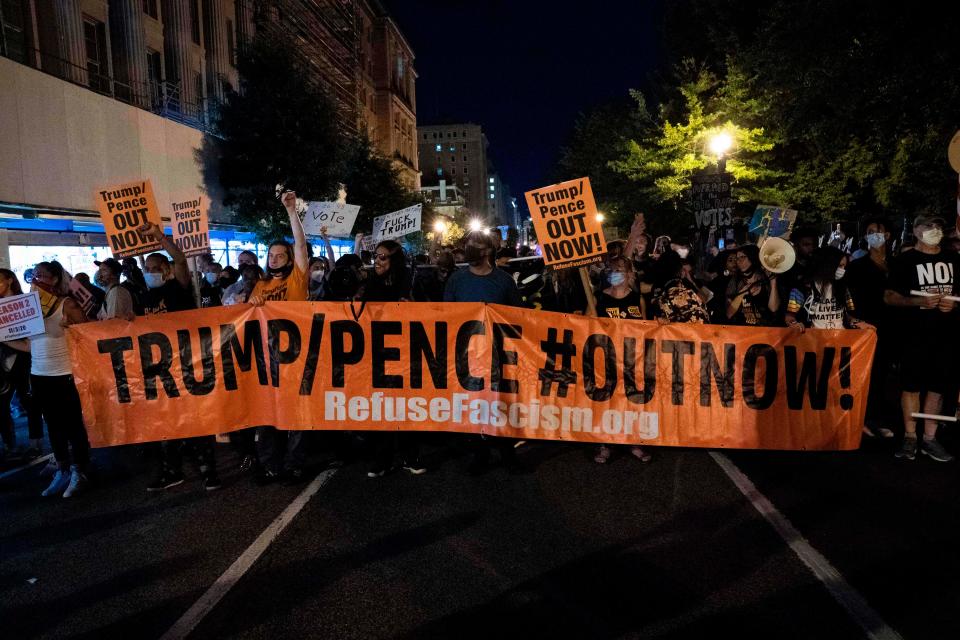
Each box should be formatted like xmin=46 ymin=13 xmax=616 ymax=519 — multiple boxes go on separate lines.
xmin=578 ymin=266 xmax=597 ymax=316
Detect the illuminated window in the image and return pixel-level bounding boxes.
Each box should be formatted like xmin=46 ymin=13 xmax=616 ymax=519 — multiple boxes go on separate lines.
xmin=435 ymin=144 xmax=442 ymax=152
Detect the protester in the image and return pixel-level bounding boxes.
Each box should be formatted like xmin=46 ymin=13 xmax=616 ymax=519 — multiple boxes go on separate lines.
xmin=445 ymin=232 xmax=523 ymax=473
xmin=0 ymin=269 xmax=44 ymax=459
xmin=651 ymin=254 xmax=711 ymax=324
xmin=884 ymin=213 xmax=960 ymax=462
xmin=200 ymin=262 xmax=223 ymax=308
xmin=308 ymin=257 xmax=329 ymax=301
xmin=725 ymin=245 xmax=781 ymax=326
xmin=119 ymin=258 xmax=147 ymax=315
xmin=705 ymin=249 xmax=738 ymax=322
xmin=138 ymin=223 xmax=222 ymax=490
xmin=847 ymin=218 xmax=896 ymax=438
xmin=223 ymin=264 xmax=262 ymax=306
xmin=540 ymin=266 xmax=588 ymax=314
xmin=94 ymin=258 xmax=135 ymax=320
xmin=361 ymin=240 xmax=425 ymax=477
xmin=221 ymin=250 xmax=259 ymax=302
xmin=785 ymin=247 xmax=860 ymax=330
xmin=7 ymin=262 xmax=90 ymax=497
xmin=595 ymin=255 xmax=646 ymax=320
xmin=249 ymin=189 xmax=311 ymax=485
xmin=325 ymin=254 xmax=366 ymax=301
xmin=219 ymin=265 xmax=240 ymax=290
xmin=411 ymin=252 xmax=455 ymax=302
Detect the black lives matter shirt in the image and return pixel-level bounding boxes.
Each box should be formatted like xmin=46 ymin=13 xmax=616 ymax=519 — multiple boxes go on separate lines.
xmin=143 ymin=280 xmax=196 ymax=315
xmin=887 ymin=249 xmax=959 ymax=335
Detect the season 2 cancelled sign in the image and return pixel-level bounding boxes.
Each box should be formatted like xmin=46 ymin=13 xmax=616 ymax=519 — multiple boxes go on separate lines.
xmin=95 ymin=180 xmax=163 ymax=258
xmin=525 ymin=177 xmax=606 ymax=269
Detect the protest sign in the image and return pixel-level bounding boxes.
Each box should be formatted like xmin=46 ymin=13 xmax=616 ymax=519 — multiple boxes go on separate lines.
xmin=302 ymin=202 xmax=361 ymax=238
xmin=748 ymin=205 xmax=798 ymax=240
xmin=0 ymin=292 xmax=45 ymax=342
xmin=68 ymin=279 xmax=98 ymax=318
xmin=95 ymin=180 xmax=163 ymax=258
xmin=690 ymin=172 xmax=733 ymax=229
xmin=525 ymin=178 xmax=605 ymax=269
xmin=170 ymin=196 xmax=210 ymax=257
xmin=68 ymin=302 xmax=874 ymax=451
xmin=372 ymin=204 xmax=422 ymax=243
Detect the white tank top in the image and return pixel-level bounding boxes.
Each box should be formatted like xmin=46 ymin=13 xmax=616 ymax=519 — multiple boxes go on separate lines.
xmin=30 ymin=299 xmax=72 ymax=377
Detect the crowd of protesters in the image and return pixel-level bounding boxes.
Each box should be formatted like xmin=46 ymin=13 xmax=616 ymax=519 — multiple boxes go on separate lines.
xmin=1 ymin=189 xmax=958 ymax=498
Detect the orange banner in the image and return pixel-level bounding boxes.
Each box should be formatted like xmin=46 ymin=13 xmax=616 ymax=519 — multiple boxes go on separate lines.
xmin=67 ymin=303 xmax=876 ymax=450
xmin=95 ymin=180 xmax=163 ymax=258
xmin=525 ymin=177 xmax=606 ymax=269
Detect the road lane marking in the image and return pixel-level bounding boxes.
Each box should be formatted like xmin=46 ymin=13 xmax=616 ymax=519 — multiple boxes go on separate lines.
xmin=160 ymin=469 xmax=338 ymax=640
xmin=0 ymin=453 xmax=53 ymax=481
xmin=710 ymin=452 xmax=903 ymax=640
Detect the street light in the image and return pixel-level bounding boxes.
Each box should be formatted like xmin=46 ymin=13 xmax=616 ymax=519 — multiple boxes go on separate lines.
xmin=596 ymin=213 xmax=605 ymax=223
xmin=468 ymin=219 xmax=483 ymax=233
xmin=433 ymin=219 xmax=447 ymax=234
xmin=708 ymin=131 xmax=733 ymax=172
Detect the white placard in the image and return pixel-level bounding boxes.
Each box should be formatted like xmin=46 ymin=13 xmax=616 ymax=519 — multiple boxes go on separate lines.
xmin=372 ymin=204 xmax=422 ymax=243
xmin=0 ymin=292 xmax=46 ymax=342
xmin=302 ymin=201 xmax=361 ymax=238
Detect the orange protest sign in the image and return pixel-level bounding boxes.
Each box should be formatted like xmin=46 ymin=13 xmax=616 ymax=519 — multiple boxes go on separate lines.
xmin=171 ymin=196 xmax=210 ymax=257
xmin=95 ymin=180 xmax=163 ymax=258
xmin=525 ymin=177 xmax=606 ymax=269
xmin=67 ymin=303 xmax=875 ymax=451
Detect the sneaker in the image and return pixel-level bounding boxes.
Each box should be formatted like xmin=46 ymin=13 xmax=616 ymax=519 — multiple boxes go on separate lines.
xmin=282 ymin=468 xmax=307 ymax=486
xmin=254 ymin=469 xmax=281 ymax=486
xmin=367 ymin=466 xmax=388 ymax=478
xmin=895 ymin=436 xmax=918 ymax=460
xmin=41 ymin=469 xmax=71 ymax=497
xmin=39 ymin=459 xmax=58 ymax=478
xmin=630 ymin=446 xmax=652 ymax=463
xmin=146 ymin=472 xmax=185 ymax=492
xmin=62 ymin=466 xmax=87 ymax=498
xmin=203 ymin=472 xmax=223 ymax=491
xmin=239 ymin=454 xmax=257 ymax=473
xmin=402 ymin=461 xmax=427 ymax=475
xmin=920 ymin=438 xmax=955 ymax=463
xmin=593 ymin=445 xmax=612 ymax=464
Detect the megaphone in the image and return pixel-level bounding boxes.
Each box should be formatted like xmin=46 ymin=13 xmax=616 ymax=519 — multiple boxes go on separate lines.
xmin=759 ymin=236 xmax=796 ymax=274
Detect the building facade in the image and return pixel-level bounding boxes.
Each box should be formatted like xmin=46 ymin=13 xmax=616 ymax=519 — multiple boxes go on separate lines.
xmin=0 ymin=0 xmax=417 ymax=279
xmin=417 ymin=123 xmax=490 ymax=221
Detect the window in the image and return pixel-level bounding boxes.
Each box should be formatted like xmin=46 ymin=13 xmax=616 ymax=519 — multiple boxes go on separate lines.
xmin=448 ymin=145 xmax=455 ymax=152
xmin=194 ymin=72 xmax=204 ymax=115
xmin=463 ymin=167 xmax=468 ymax=175
xmin=462 ymin=130 xmax=467 ymax=136
xmin=489 ymin=194 xmax=495 ymax=199
xmin=423 ymin=134 xmax=427 ymax=139
xmin=462 ymin=143 xmax=467 ymax=150
xmin=489 ymin=177 xmax=495 ymax=183
xmin=143 ymin=0 xmax=159 ymax=19
xmin=83 ymin=16 xmax=110 ymax=93
xmin=451 ymin=168 xmax=456 ymax=175
xmin=451 ymin=156 xmax=456 ymax=162
xmin=226 ymin=19 xmax=235 ymax=66
xmin=463 ymin=155 xmax=467 ymax=162
xmin=432 ymin=132 xmax=437 ymax=139
xmin=435 ymin=144 xmax=442 ymax=152
xmin=1 ymin=0 xmax=28 ymax=62
xmin=453 ymin=132 xmax=457 ymax=137
xmin=146 ymin=48 xmax=163 ymax=108
xmin=437 ymin=168 xmax=443 ymax=176
xmin=189 ymin=0 xmax=201 ymax=44
xmin=489 ymin=185 xmax=495 ymax=192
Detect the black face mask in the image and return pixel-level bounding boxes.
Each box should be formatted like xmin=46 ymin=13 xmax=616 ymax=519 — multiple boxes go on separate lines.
xmin=464 ymin=245 xmax=486 ymax=265
xmin=267 ymin=263 xmax=294 ymax=279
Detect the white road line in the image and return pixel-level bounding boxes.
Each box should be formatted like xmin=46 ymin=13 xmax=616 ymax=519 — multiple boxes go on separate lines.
xmin=710 ymin=452 xmax=903 ymax=640
xmin=160 ymin=469 xmax=338 ymax=640
xmin=0 ymin=453 xmax=53 ymax=481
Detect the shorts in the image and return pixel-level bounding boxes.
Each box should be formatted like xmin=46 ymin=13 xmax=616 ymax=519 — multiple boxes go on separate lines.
xmin=899 ymin=335 xmax=960 ymax=395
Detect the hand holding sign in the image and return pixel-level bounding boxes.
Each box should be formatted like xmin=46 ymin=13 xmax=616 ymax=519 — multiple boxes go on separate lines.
xmin=139 ymin=221 xmax=164 ymax=242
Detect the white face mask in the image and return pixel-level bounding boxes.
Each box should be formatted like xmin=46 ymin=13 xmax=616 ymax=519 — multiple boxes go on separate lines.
xmin=204 ymin=272 xmax=219 ymax=285
xmin=608 ymin=271 xmax=627 ymax=287
xmin=921 ymin=229 xmax=943 ymax=246
xmin=144 ymin=273 xmax=165 ymax=289
xmin=865 ymin=233 xmax=885 ymax=249
xmin=834 ymin=267 xmax=846 ymax=280
xmin=676 ymin=248 xmax=690 ymax=259
xmin=310 ymin=270 xmax=325 ymax=284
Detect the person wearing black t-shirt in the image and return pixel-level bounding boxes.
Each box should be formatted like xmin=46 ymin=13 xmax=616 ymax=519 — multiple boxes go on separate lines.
xmin=591 ymin=255 xmax=652 ymax=464
xmin=138 ymin=223 xmax=222 ymax=490
xmin=884 ymin=213 xmax=960 ymax=462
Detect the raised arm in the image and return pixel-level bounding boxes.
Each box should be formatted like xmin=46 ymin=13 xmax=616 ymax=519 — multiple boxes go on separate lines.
xmin=141 ymin=222 xmax=191 ymax=289
xmin=281 ymin=191 xmax=309 ymax=273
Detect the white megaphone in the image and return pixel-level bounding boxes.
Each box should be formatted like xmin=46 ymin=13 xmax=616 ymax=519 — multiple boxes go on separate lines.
xmin=758 ymin=236 xmax=796 ymax=274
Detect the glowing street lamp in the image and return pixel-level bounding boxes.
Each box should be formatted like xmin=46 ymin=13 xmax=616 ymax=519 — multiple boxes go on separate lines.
xmin=596 ymin=213 xmax=605 ymax=223
xmin=433 ymin=219 xmax=447 ymax=234
xmin=708 ymin=131 xmax=734 ymax=172
xmin=468 ymin=219 xmax=483 ymax=233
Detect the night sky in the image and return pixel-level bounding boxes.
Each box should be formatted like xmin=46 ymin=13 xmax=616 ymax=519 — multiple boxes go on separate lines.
xmin=387 ymin=1 xmax=663 ymax=204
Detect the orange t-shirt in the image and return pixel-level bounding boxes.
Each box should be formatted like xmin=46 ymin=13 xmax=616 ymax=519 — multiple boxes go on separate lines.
xmin=250 ymin=264 xmax=308 ymax=302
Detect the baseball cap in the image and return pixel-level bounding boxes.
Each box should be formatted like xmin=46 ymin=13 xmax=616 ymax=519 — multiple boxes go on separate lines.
xmin=94 ymin=257 xmax=123 ymax=274
xmin=913 ymin=213 xmax=946 ymax=228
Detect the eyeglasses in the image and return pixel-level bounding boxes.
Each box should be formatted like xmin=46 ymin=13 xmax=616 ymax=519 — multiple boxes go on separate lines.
xmin=374 ymin=253 xmax=391 ymax=262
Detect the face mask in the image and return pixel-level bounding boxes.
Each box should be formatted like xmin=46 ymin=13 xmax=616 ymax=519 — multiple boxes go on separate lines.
xmin=865 ymin=233 xmax=886 ymax=249
xmin=32 ymin=280 xmax=55 ymax=294
xmin=608 ymin=271 xmax=627 ymax=286
xmin=205 ymin=272 xmax=219 ymax=285
xmin=463 ymin=245 xmax=485 ymax=265
xmin=676 ymin=248 xmax=690 ymax=259
xmin=834 ymin=267 xmax=846 ymax=280
xmin=310 ymin=270 xmax=325 ymax=284
xmin=267 ymin=263 xmax=294 ymax=278
xmin=921 ymin=229 xmax=943 ymax=246
xmin=144 ymin=273 xmax=165 ymax=289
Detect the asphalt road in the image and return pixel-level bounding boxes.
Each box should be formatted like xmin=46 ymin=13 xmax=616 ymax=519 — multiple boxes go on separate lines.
xmin=2 ymin=420 xmax=958 ymax=640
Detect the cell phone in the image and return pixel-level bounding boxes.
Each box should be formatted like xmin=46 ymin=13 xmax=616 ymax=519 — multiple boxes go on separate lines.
xmin=718 ymin=238 xmax=726 ymax=250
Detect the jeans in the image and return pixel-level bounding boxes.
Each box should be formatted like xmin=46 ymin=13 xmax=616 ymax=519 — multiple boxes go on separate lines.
xmin=30 ymin=374 xmax=89 ymax=470
xmin=0 ymin=354 xmax=43 ymax=447
xmin=257 ymin=427 xmax=306 ymax=474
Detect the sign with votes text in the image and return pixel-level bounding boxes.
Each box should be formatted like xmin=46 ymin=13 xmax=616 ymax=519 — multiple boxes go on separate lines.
xmin=95 ymin=180 xmax=163 ymax=258
xmin=373 ymin=204 xmax=422 ymax=243
xmin=171 ymin=196 xmax=210 ymax=257
xmin=302 ymin=202 xmax=361 ymax=238
xmin=690 ymin=173 xmax=733 ymax=229
xmin=0 ymin=292 xmax=45 ymax=342
xmin=525 ymin=177 xmax=606 ymax=269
